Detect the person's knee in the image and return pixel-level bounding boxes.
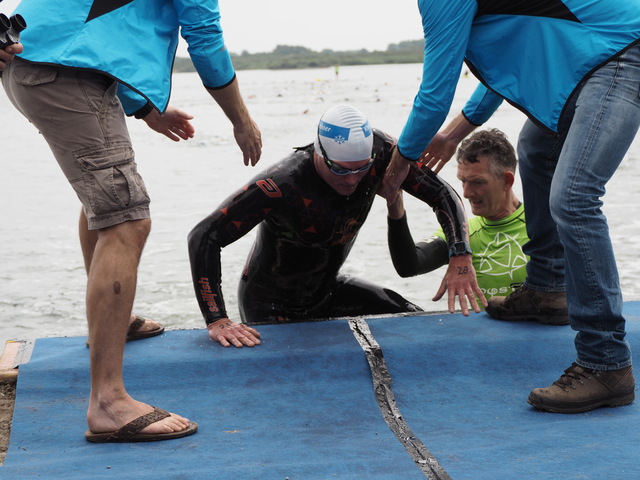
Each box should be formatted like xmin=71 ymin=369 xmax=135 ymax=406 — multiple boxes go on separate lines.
xmin=549 ymin=189 xmax=569 ymax=226
xmin=132 ymin=218 xmax=152 ymax=241
xmin=406 ymin=301 xmax=423 ymax=312
xmin=99 ymin=218 xmax=151 ymax=251
xmin=127 ymin=219 xmax=151 ymax=248
xmin=549 ymin=185 xmax=597 ymax=232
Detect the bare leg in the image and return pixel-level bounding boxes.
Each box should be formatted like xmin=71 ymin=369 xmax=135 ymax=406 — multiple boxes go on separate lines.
xmin=5 ymin=58 xmax=188 ymax=437
xmin=79 ymin=210 xmax=161 ymax=334
xmin=85 ymin=219 xmax=189 ymax=435
xmin=78 ymin=209 xmax=98 ymax=274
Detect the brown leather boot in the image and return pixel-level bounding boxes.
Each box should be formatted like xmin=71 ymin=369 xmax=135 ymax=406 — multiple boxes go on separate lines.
xmin=486 ymin=284 xmax=568 ymax=325
xmin=528 ymin=363 xmax=635 ymax=413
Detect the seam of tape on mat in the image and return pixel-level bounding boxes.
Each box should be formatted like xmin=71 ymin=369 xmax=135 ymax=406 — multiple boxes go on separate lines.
xmin=349 ymin=317 xmax=452 ymax=480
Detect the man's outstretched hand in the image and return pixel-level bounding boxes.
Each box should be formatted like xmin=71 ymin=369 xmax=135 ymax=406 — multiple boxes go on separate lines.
xmin=433 ymin=255 xmax=487 ymax=315
xmin=143 ymin=107 xmax=195 ymax=142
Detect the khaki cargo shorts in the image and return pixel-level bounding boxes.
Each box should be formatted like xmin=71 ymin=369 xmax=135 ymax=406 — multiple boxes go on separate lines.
xmin=2 ymin=57 xmax=150 ymax=230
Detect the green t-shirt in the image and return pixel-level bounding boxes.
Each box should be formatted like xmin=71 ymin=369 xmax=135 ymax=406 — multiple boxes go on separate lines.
xmin=434 ymin=204 xmax=529 ymax=300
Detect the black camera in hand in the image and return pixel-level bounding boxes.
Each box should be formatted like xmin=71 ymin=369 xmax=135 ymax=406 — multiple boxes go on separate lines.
xmin=0 ymin=12 xmax=26 ymax=49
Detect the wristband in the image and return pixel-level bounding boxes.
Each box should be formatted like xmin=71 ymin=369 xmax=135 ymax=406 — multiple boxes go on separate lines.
xmin=448 ymin=241 xmax=472 ymax=257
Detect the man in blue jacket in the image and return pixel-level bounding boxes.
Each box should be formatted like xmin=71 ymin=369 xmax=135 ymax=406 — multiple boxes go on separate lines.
xmin=382 ymin=0 xmax=640 ymax=414
xmin=2 ymin=0 xmax=262 ymax=442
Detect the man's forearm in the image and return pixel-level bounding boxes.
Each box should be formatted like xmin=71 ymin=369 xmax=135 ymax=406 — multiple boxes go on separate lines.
xmin=206 ymin=76 xmax=251 ymax=127
xmin=206 ymin=76 xmax=262 ymax=165
xmin=388 ymin=214 xmax=449 ymax=277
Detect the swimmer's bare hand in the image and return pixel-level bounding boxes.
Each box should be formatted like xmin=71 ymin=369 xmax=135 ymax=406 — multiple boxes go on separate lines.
xmin=208 ymin=318 xmax=261 ymax=348
xmin=142 ymin=107 xmax=195 ymax=142
xmin=432 ymin=255 xmax=487 ymax=315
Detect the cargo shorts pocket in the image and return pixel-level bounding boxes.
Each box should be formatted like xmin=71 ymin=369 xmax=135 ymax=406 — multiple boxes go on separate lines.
xmin=11 ymin=62 xmax=58 ymax=87
xmin=74 ymin=143 xmax=150 ymax=217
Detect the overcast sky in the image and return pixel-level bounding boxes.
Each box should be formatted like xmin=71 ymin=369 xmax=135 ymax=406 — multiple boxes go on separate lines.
xmin=217 ymin=1 xmax=423 ymax=54
xmin=1 ymin=0 xmax=424 ymax=54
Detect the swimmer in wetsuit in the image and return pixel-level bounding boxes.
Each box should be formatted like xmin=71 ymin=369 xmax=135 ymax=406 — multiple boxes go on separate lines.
xmin=387 ymin=129 xmax=530 ymax=304
xmin=188 ymin=104 xmax=485 ymax=347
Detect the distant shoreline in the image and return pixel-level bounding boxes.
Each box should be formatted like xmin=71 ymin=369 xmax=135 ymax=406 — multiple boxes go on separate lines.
xmin=174 ymin=39 xmax=424 ymax=72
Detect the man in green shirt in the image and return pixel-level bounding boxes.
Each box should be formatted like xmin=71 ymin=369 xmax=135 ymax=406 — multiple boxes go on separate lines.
xmin=387 ymin=128 xmax=568 ymax=325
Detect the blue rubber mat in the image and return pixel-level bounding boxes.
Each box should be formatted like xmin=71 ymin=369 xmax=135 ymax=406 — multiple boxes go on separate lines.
xmin=1 ymin=321 xmax=423 ymax=480
xmin=2 ymin=303 xmax=640 ymax=479
xmin=367 ymin=307 xmax=640 ymax=480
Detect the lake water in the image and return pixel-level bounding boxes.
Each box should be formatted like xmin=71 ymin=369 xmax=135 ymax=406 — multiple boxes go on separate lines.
xmin=2 ymin=63 xmax=640 ymax=346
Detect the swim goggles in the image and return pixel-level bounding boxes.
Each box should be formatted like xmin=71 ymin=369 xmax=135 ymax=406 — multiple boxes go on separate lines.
xmin=316 ymin=135 xmax=374 ymax=176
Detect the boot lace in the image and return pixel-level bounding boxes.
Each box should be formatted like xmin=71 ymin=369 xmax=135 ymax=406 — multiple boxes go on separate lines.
xmin=553 ymin=363 xmax=592 ymax=390
xmin=501 ymin=283 xmax=526 ymax=306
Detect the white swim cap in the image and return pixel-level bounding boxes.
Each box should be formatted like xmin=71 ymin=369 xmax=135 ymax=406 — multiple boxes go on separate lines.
xmin=314 ymin=104 xmax=373 ymax=163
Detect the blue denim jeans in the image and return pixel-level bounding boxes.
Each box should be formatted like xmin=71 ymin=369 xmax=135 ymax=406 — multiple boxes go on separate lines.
xmin=518 ymin=43 xmax=640 ymax=370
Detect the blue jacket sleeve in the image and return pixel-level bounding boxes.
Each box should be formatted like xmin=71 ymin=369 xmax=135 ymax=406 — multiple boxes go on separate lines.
xmin=462 ymin=83 xmax=503 ymax=126
xmin=116 ymin=83 xmax=149 ymax=117
xmin=397 ymin=0 xmax=477 ymax=160
xmin=174 ymin=0 xmax=236 ymax=89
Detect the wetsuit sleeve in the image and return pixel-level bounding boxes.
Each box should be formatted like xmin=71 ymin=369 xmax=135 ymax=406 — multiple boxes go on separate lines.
xmin=462 ymin=83 xmax=504 ymax=126
xmin=401 ymin=162 xmax=470 ymax=253
xmin=174 ymin=0 xmax=236 ymax=89
xmin=187 ymin=173 xmax=280 ymax=325
xmin=397 ymin=0 xmax=477 ymax=160
xmin=387 ymin=213 xmax=449 ymax=277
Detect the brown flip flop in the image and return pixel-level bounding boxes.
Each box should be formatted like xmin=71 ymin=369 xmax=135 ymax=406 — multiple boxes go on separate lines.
xmin=85 ymin=315 xmax=165 ymax=348
xmin=84 ymin=407 xmax=198 ymax=443
xmin=126 ymin=315 xmax=165 ymax=341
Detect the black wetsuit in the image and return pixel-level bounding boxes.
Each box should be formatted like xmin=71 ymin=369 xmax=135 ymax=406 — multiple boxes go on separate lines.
xmin=188 ymin=129 xmax=468 ymax=325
